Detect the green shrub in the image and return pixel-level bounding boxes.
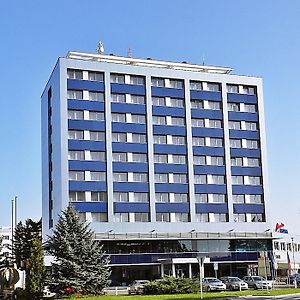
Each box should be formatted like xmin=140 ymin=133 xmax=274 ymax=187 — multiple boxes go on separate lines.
xmin=144 ymin=276 xmax=199 ymax=295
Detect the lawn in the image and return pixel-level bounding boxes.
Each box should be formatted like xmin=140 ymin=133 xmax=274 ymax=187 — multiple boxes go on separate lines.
xmin=68 ymin=288 xmax=300 ymax=300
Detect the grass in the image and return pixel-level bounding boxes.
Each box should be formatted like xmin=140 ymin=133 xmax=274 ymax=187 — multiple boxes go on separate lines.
xmin=68 ymin=288 xmax=300 ymax=300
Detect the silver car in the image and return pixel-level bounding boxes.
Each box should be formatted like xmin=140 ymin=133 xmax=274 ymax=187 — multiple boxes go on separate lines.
xmin=128 ymin=280 xmax=150 ymax=294
xmin=220 ymin=276 xmax=248 ymax=290
xmin=202 ymin=277 xmax=226 ymax=292
xmin=242 ymin=276 xmax=272 ymax=289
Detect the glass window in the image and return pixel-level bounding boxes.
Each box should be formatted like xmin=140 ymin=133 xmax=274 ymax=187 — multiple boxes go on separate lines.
xmin=69 ymin=191 xmax=85 ymax=202
xmin=170 ymin=98 xmax=184 ymax=107
xmin=154 ymin=135 xmax=167 ymax=144
xmin=88 ymin=71 xmax=104 ymax=81
xmin=210 ymin=156 xmax=224 ymax=166
xmin=132 ymin=133 xmax=147 ymax=143
xmin=175 ymin=213 xmax=189 ymax=222
xmin=156 ymin=213 xmax=170 ymax=222
xmin=91 ymin=213 xmax=108 ymax=222
xmin=135 ymin=213 xmax=149 ymax=222
xmin=112 ymin=113 xmax=126 ymax=122
xmin=213 ymin=213 xmax=227 ymax=222
xmin=228 ymin=103 xmax=240 ymax=112
xmin=110 ymin=74 xmax=125 ymax=84
xmin=112 ymin=132 xmax=127 ymax=142
xmin=114 ymin=213 xmax=129 ymax=222
xmin=78 ymin=212 xmax=86 ymax=222
xmin=207 ymin=82 xmax=220 ymax=92
xmin=89 ymin=111 xmax=104 ymax=121
xmin=211 ymin=175 xmax=225 ymax=184
xmin=133 ymin=193 xmax=149 ymax=202
xmin=154 ymin=154 xmax=168 ymax=163
xmin=208 ymin=119 xmax=222 ymax=128
xmin=195 ymin=213 xmax=209 ymax=222
xmin=132 ymin=173 xmax=148 ymax=182
xmin=194 ymin=156 xmax=206 ymax=165
xmin=246 ymin=140 xmax=259 ymax=149
xmin=195 ymin=194 xmax=208 ymax=203
xmin=244 ymin=104 xmax=257 ymax=113
xmin=90 ymin=131 xmax=105 ymax=141
xmin=152 ymin=96 xmax=166 ymax=106
xmin=191 ymin=100 xmax=204 ymax=109
xmin=68 ymin=90 xmax=83 ymax=100
xmin=69 ymin=171 xmax=84 ymax=181
xmin=155 ymin=173 xmax=168 ymax=183
xmin=280 ymin=242 xmax=286 ymax=251
xmin=274 ymin=242 xmax=280 ymax=251
xmin=90 ymin=172 xmax=106 ymax=181
xmin=191 ymin=118 xmax=204 ymax=127
xmin=211 ymin=194 xmax=226 ymax=203
xmin=190 ymin=81 xmax=202 ymax=90
xmin=248 ymin=176 xmax=261 ymax=185
xmin=91 ymin=192 xmax=107 ymax=202
xmin=90 ymin=151 xmax=106 ymax=161
xmin=68 ymin=130 xmax=83 ymax=140
xmin=113 ymin=172 xmax=128 ymax=182
xmin=248 ymin=158 xmax=260 ymax=167
xmin=231 ymin=157 xmax=243 ymax=166
xmin=249 ymin=195 xmax=262 ymax=203
xmin=192 ymin=137 xmax=205 ymax=146
xmin=173 ymin=174 xmax=187 ymax=183
xmin=210 ymin=138 xmax=223 ymax=147
xmin=171 ymin=117 xmax=185 ymax=126
xmin=130 ymin=75 xmax=145 ymax=85
xmin=170 ymin=79 xmax=183 ymax=89
xmin=172 ymin=155 xmax=186 ymax=164
xmin=113 ymin=192 xmax=129 ymax=202
xmin=234 ymin=213 xmax=246 ymax=222
xmin=67 ymin=69 xmax=83 ymax=80
xmin=131 ymin=114 xmax=146 ymax=124
xmin=243 ymin=86 xmax=256 ymax=95
xmin=111 ymin=93 xmax=125 ymax=103
xmin=250 ymin=213 xmax=263 ymax=222
xmin=132 ymin=153 xmax=147 ymax=163
xmin=207 ymin=101 xmax=221 ymax=110
xmin=232 ymin=194 xmax=245 ymax=203
xmin=194 ymin=175 xmax=207 ymax=184
xmin=171 ymin=136 xmax=186 ymax=145
xmin=229 ymin=121 xmax=241 ymax=130
xmin=232 ymin=176 xmax=243 ymax=185
xmin=174 ymin=194 xmax=188 ymax=202
xmin=151 ymin=77 xmax=165 ymax=87
xmin=113 ymin=152 xmax=127 ymax=162
xmin=230 ymin=139 xmax=242 ymax=148
xmin=245 ymin=122 xmax=258 ymax=131
xmin=68 ymin=110 xmax=83 ymax=120
xmin=89 ymin=92 xmax=104 ymax=101
xmin=68 ymin=150 xmax=84 ymax=160
xmin=155 ymin=193 xmax=169 ymax=202
xmin=227 ymin=84 xmax=238 ymax=93
xmin=130 ymin=95 xmax=145 ymax=104
xmin=153 ymin=116 xmax=166 ymax=125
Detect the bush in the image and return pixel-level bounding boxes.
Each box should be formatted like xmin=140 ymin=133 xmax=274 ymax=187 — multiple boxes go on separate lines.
xmin=144 ymin=276 xmax=199 ymax=295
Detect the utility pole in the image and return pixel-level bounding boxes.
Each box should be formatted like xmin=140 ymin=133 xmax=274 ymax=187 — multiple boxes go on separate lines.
xmin=291 ymin=237 xmax=297 ymax=288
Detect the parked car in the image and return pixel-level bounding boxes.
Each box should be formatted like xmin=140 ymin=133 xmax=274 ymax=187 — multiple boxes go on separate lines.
xmin=242 ymin=276 xmax=272 ymax=289
xmin=202 ymin=277 xmax=226 ymax=292
xmin=128 ymin=280 xmax=150 ymax=294
xmin=288 ymin=273 xmax=300 ymax=285
xmin=220 ymin=276 xmax=248 ymax=290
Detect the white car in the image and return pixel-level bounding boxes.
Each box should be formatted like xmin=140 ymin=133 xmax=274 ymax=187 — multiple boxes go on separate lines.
xmin=220 ymin=276 xmax=248 ymax=290
xmin=129 ymin=280 xmax=150 ymax=294
xmin=242 ymin=276 xmax=272 ymax=289
xmin=202 ymin=277 xmax=226 ymax=292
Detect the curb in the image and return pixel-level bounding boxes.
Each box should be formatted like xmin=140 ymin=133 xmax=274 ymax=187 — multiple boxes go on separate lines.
xmin=236 ymin=293 xmax=300 ymax=299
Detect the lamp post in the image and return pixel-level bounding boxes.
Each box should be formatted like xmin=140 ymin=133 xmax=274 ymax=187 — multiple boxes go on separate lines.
xmin=291 ymin=237 xmax=297 ymax=288
xmin=197 ymin=256 xmax=205 ymax=300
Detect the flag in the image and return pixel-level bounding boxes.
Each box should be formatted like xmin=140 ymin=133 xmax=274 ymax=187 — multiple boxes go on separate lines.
xmin=287 ymin=251 xmax=291 ymax=272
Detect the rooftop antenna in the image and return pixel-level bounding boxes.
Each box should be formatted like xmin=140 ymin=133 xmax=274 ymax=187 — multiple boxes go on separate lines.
xmin=127 ymin=47 xmax=132 ymax=58
xmin=97 ymin=41 xmax=104 ymax=54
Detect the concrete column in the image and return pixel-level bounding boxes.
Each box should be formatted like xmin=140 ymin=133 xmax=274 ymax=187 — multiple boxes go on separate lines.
xmin=172 ymin=263 xmax=176 ymax=277
xmin=161 ymin=264 xmax=165 ymax=278
xmin=188 ymin=263 xmax=192 ymax=278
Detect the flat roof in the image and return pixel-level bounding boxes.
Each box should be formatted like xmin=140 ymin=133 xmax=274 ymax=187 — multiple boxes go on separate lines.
xmin=67 ymin=51 xmax=233 ymax=74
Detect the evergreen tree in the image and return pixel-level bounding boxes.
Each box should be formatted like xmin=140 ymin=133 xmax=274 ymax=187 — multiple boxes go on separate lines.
xmin=45 ymin=205 xmax=110 ymax=295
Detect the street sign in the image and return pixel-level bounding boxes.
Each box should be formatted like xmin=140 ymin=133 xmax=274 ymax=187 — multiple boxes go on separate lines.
xmin=214 ymin=262 xmax=218 ymax=271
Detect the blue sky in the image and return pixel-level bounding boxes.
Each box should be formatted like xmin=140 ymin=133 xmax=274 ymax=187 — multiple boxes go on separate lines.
xmin=0 ymin=0 xmax=299 ymax=233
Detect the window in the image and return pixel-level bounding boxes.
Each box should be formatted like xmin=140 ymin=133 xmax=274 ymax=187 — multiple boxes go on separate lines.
xmin=192 ymin=137 xmax=205 ymax=146
xmin=69 ymin=171 xmax=84 ymax=181
xmin=170 ymin=79 xmax=183 ymax=89
xmin=230 ymin=139 xmax=242 ymax=148
xmin=246 ymin=140 xmax=258 ymax=149
xmin=195 ymin=213 xmax=209 ymax=222
xmin=175 ymin=213 xmax=189 ymax=222
xmin=132 ymin=133 xmax=147 ymax=143
xmin=210 ymin=138 xmax=223 ymax=147
xmin=130 ymin=95 xmax=145 ymax=104
xmin=171 ymin=136 xmax=186 ymax=145
xmin=68 ymin=110 xmax=83 ymax=120
xmin=191 ymin=100 xmax=204 ymax=109
xmin=113 ymin=152 xmax=127 ymax=162
xmin=287 ymin=243 xmax=292 ymax=251
xmin=113 ymin=172 xmax=128 ymax=182
xmin=173 ymin=174 xmax=187 ymax=183
xmin=249 ymin=195 xmax=262 ymax=204
xmin=112 ymin=132 xmax=127 ymax=142
xmin=207 ymin=82 xmax=220 ymax=92
xmin=151 ymin=77 xmax=165 ymax=87
xmin=232 ymin=176 xmax=243 ymax=185
xmin=89 ymin=111 xmax=104 ymax=121
xmin=88 ymin=71 xmax=104 ymax=81
xmin=156 ymin=213 xmax=170 ymax=222
xmin=67 ymin=90 xmax=83 ymax=100
xmin=152 ymin=96 xmax=166 ymax=106
xmin=135 ymin=213 xmax=149 ymax=222
xmin=171 ymin=117 xmax=185 ymax=126
xmin=191 ymin=118 xmax=204 ymax=127
xmin=90 ymin=131 xmax=105 ymax=141
xmin=211 ymin=175 xmax=225 ymax=184
xmin=132 ymin=173 xmax=148 ymax=182
xmin=130 ymin=75 xmax=144 ymax=85
xmin=229 ymin=121 xmax=241 ymax=130
xmin=194 ymin=175 xmax=207 ymax=184
xmin=207 ymin=101 xmax=221 ymax=110
xmin=90 ymin=172 xmax=106 ymax=181
xmin=110 ymin=74 xmax=125 ymax=84
xmin=194 ymin=156 xmax=206 ymax=165
xmin=155 ymin=193 xmax=169 ymax=202
xmin=68 ymin=130 xmax=83 ymax=140
xmin=174 ymin=193 xmax=188 ymax=202
xmin=172 ymin=155 xmax=186 ymax=164
xmin=90 ymin=151 xmax=106 ymax=161
xmin=69 ymin=191 xmax=85 ymax=202
xmin=250 ymin=213 xmax=263 ymax=222
xmin=245 ymin=122 xmax=258 ymax=131
xmin=114 ymin=213 xmax=129 ymax=222
xmin=231 ymin=157 xmax=243 ymax=166
xmin=210 ymin=156 xmax=224 ymax=166
xmin=228 ymin=103 xmax=240 ymax=112
xmin=243 ymin=86 xmax=256 ymax=95
xmin=78 ymin=212 xmax=86 ymax=222
xmin=155 ymin=173 xmax=168 ymax=183
xmin=213 ymin=213 xmax=227 ymax=222
xmin=113 ymin=192 xmax=129 ymax=202
xmin=227 ymin=84 xmax=238 ymax=93
xmin=248 ymin=176 xmax=261 ymax=185
xmin=280 ymin=242 xmax=286 ymax=251
xmin=153 ymin=116 xmax=166 ymax=125
xmin=133 ymin=193 xmax=149 ymax=202
xmin=67 ymin=69 xmax=83 ymax=80
xmin=170 ymin=98 xmax=184 ymax=107
xmin=89 ymin=92 xmax=104 ymax=101
xmin=91 ymin=192 xmax=107 ymax=202
xmin=154 ymin=135 xmax=167 ymax=144
xmin=211 ymin=194 xmax=226 ymax=203
xmin=154 ymin=154 xmax=168 ymax=163
xmin=244 ymin=104 xmax=257 ymax=113
xmin=234 ymin=213 xmax=246 ymax=222
xmin=112 ymin=113 xmax=126 ymax=122
xmin=68 ymin=150 xmax=84 ymax=160
xmin=111 ymin=93 xmax=125 ymax=103
xmin=131 ymin=114 xmax=146 ymax=124
xmin=91 ymin=213 xmax=108 ymax=222
xmin=232 ymin=194 xmax=245 ymax=203
xmin=190 ymin=81 xmax=202 ymax=90
xmin=195 ymin=194 xmax=208 ymax=203
xmin=208 ymin=119 xmax=222 ymax=128
xmin=248 ymin=158 xmax=260 ymax=167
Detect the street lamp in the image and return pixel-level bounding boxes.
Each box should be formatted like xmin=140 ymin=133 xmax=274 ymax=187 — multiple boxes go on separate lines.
xmin=197 ymin=256 xmax=205 ymax=300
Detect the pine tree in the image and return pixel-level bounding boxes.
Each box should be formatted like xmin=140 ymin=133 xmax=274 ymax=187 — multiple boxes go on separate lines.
xmin=45 ymin=205 xmax=110 ymax=295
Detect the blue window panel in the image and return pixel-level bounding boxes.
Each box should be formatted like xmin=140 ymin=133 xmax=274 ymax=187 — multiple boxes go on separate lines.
xmin=72 ymin=202 xmax=108 ymax=213
xmin=112 ymin=142 xmax=148 ymax=153
xmin=194 ymin=165 xmax=225 ymax=175
xmin=113 ymin=182 xmax=149 ymax=192
xmin=68 ymin=140 xmax=105 ymax=151
xmin=155 ymin=183 xmax=189 ymax=193
xmin=195 ymin=203 xmax=228 ymax=213
xmin=154 ymin=144 xmax=187 ymax=155
xmin=227 ymin=93 xmax=257 ymax=104
xmin=228 ymin=112 xmax=258 ymax=122
xmin=191 ymin=109 xmax=223 ymax=119
xmin=113 ymin=162 xmax=148 ymax=172
xmin=229 ymin=130 xmax=260 ymax=140
xmin=154 ymin=164 xmax=188 ymax=173
xmin=69 ymin=161 xmax=106 ymax=171
xmin=152 ymin=106 xmax=185 ymax=117
xmin=69 ymin=181 xmax=107 ymax=191
xmin=194 ymin=184 xmax=227 ymax=194
xmin=193 ymin=147 xmax=225 ymax=156
xmin=67 ymin=79 xmax=104 ymax=92
xmin=232 ymin=185 xmax=263 ymax=194
xmin=114 ymin=202 xmax=149 ymax=213
xmin=111 ymin=103 xmax=146 ymax=114
xmin=68 ymin=100 xmax=105 ymax=112
xmin=68 ymin=120 xmax=105 ymax=131
xmin=153 ymin=125 xmax=186 ymax=136
xmin=231 ymin=167 xmax=262 ymax=176
xmin=230 ymin=148 xmax=261 ymax=158
xmin=192 ymin=128 xmax=224 ymax=138
xmin=190 ymin=90 xmax=222 ymax=101
xmin=111 ymin=83 xmax=146 ymax=95
xmin=156 ymin=203 xmax=190 ymax=213
xmin=233 ymin=204 xmax=265 ymax=214
xmin=112 ymin=122 xmax=147 ymax=133
xmin=151 ymin=87 xmax=184 ymax=98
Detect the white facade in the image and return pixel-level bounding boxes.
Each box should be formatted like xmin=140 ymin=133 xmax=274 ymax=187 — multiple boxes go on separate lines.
xmin=0 ymin=226 xmax=12 ymax=258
